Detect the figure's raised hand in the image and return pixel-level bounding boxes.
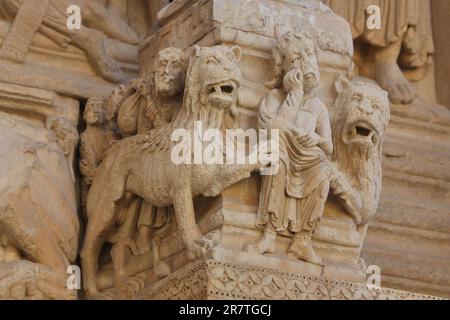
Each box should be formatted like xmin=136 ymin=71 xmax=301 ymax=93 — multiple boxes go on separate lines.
xmin=283 ymin=69 xmax=304 ymax=94
xmin=302 ymin=132 xmax=321 ymax=148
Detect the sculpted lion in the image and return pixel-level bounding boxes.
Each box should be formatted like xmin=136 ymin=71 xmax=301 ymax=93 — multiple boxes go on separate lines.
xmin=81 ymin=45 xmax=263 ymax=297
xmin=329 ymin=77 xmax=390 ymax=254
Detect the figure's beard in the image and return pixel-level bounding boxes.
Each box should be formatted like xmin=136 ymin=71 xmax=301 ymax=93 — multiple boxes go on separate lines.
xmin=157 ymin=80 xmax=178 ymax=97
xmin=335 ymin=138 xmax=379 ymax=191
xmin=303 ymin=72 xmax=319 ymax=92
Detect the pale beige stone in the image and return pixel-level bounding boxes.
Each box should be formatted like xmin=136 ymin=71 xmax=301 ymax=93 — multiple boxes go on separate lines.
xmin=81 ymin=44 xmax=263 ymax=298
xmin=0 ymin=0 xmax=448 ymax=301
xmin=244 ymin=31 xmax=334 ymax=267
xmin=431 ymin=0 xmax=450 ymax=108
xmin=324 ymin=0 xmax=434 ymax=105
xmin=0 ymin=83 xmax=79 ymax=299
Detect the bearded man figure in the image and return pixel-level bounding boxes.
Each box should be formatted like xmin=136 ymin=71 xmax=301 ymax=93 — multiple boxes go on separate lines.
xmin=323 ymin=0 xmax=434 ymax=105
xmin=80 ymin=47 xmax=187 ymax=281
xmin=245 ymin=32 xmax=333 ymax=266
xmin=106 ymin=47 xmax=187 ymax=137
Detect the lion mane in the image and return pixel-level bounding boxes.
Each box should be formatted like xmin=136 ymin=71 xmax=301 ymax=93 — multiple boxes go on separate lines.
xmin=331 ymin=78 xmax=390 ymax=224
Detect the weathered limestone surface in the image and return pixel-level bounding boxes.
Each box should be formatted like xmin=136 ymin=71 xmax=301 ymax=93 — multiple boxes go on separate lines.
xmin=431 ymin=0 xmax=450 ymax=108
xmin=0 ymin=0 xmax=448 ymax=300
xmin=136 ymin=0 xmax=450 ymax=300
xmin=0 ymin=82 xmax=79 ymax=299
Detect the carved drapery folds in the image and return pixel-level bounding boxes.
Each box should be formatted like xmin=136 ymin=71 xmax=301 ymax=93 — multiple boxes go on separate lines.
xmin=76 ymin=1 xmax=393 ymax=300
xmin=323 ymin=0 xmax=434 ymax=104
xmin=1 ymin=0 xmax=448 ymax=301
xmin=0 ymin=0 xmax=156 ymax=83
xmin=80 ymin=44 xmax=264 ymax=298
xmin=0 ymin=83 xmax=80 ymax=299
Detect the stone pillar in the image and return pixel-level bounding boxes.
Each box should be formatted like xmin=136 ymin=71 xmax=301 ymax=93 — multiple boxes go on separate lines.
xmin=431 ymin=0 xmax=450 ymax=108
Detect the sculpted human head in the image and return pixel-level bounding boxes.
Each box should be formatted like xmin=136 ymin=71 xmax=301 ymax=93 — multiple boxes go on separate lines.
xmin=272 ymin=31 xmax=320 ymax=92
xmin=155 ymin=47 xmax=187 ymax=97
xmin=84 ymin=99 xmax=106 ymax=125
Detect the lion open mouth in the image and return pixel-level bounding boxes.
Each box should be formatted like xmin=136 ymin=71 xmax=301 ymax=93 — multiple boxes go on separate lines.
xmin=346 ymin=121 xmax=380 ymax=146
xmin=206 ymin=80 xmax=238 ymax=108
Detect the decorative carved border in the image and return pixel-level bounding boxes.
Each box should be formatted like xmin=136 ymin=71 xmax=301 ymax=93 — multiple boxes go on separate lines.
xmin=138 ymin=260 xmax=443 ymax=300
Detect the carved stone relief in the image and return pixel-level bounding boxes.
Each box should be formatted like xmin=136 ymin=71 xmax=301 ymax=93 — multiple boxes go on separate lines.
xmin=81 ymin=44 xmax=264 ymax=298
xmin=0 ymin=83 xmax=79 ymax=299
xmin=0 ymin=0 xmax=448 ymax=301
xmin=244 ymin=32 xmax=333 ymax=266
xmin=0 ymin=0 xmax=154 ymax=83
xmin=323 ymin=0 xmax=434 ymax=104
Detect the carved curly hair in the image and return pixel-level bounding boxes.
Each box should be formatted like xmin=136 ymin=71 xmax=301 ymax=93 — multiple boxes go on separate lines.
xmin=266 ymin=31 xmax=319 ymax=89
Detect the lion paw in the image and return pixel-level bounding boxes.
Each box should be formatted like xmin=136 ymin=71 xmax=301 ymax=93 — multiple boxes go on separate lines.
xmin=187 ymin=230 xmax=221 ymax=260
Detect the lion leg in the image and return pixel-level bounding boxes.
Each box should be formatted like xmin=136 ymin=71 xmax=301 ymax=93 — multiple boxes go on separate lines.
xmin=110 ymin=198 xmax=141 ymax=294
xmin=172 ymin=187 xmax=202 ymax=260
xmin=81 ymin=205 xmax=118 ymax=298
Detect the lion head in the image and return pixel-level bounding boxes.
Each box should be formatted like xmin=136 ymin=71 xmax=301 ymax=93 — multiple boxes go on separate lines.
xmin=173 ymin=45 xmax=242 ymax=130
xmin=331 ymin=77 xmax=390 ymax=221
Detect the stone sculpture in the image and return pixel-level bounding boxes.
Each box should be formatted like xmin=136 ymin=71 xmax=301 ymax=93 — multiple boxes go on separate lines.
xmin=0 ymin=0 xmax=147 ymax=82
xmin=0 ymin=0 xmax=446 ymax=301
xmin=245 ymin=32 xmax=333 ymax=266
xmin=79 ymin=99 xmax=118 ymax=219
xmin=323 ymin=0 xmax=434 ymax=104
xmin=106 ymin=47 xmax=187 ymax=137
xmin=0 ymin=84 xmax=80 ymax=300
xmin=81 ymin=45 xmax=264 ymax=297
xmin=329 ymin=76 xmax=390 ymax=254
xmin=79 ymin=47 xmax=188 ymax=285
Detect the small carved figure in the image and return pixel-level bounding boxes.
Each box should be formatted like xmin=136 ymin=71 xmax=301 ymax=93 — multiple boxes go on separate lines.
xmin=329 ymin=76 xmax=390 ymax=255
xmin=46 ymin=115 xmax=79 ymax=182
xmin=82 ymin=45 xmax=263 ymax=297
xmin=101 ymin=47 xmax=187 ymax=278
xmin=80 ymin=99 xmax=117 ymax=185
xmin=106 ymin=47 xmax=187 ymax=137
xmin=245 ymin=32 xmax=332 ymax=266
xmin=79 ymin=99 xmax=117 ymax=217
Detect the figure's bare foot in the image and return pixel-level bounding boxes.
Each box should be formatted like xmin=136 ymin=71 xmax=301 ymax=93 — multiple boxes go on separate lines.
xmin=374 ymin=60 xmax=416 ymax=104
xmin=73 ymin=30 xmax=124 ymax=83
xmin=244 ymin=230 xmax=276 ymax=255
xmin=287 ymin=234 xmax=323 ymax=266
xmin=77 ymin=0 xmax=139 ymax=45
